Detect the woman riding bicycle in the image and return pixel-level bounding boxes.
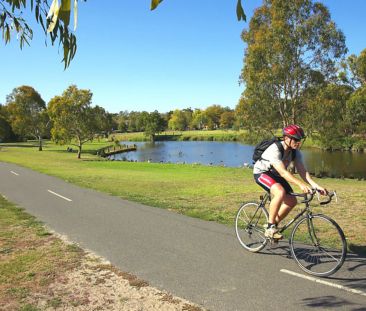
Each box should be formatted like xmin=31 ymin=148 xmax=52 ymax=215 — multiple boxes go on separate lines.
xmin=253 ymin=124 xmax=327 ymax=239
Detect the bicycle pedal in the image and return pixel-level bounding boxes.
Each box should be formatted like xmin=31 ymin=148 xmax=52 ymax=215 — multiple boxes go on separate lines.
xmin=269 ymin=237 xmax=283 ymax=245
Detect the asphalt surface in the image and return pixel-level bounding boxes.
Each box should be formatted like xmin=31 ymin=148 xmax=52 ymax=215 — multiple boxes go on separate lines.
xmin=1 ymin=162 xmax=366 ymax=311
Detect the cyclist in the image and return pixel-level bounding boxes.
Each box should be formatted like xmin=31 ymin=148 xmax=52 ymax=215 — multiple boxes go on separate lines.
xmin=253 ymin=125 xmax=327 ymax=239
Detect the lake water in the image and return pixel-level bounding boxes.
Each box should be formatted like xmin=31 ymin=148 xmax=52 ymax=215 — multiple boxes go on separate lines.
xmin=110 ymin=141 xmax=366 ymax=179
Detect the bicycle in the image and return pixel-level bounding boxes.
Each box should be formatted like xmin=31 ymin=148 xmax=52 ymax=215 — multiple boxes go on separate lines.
xmin=235 ymin=189 xmax=347 ymax=277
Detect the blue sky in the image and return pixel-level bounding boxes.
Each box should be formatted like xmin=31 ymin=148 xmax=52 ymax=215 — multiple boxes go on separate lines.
xmin=1 ymin=0 xmax=366 ymax=113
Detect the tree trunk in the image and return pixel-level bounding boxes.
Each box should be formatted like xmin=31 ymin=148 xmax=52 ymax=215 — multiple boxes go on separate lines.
xmin=38 ymin=136 xmax=43 ymax=151
xmin=78 ymin=145 xmax=82 ymax=159
xmin=291 ymin=101 xmax=296 ymax=125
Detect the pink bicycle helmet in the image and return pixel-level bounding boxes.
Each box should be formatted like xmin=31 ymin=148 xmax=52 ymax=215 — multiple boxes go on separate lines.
xmin=283 ymin=124 xmax=305 ymax=140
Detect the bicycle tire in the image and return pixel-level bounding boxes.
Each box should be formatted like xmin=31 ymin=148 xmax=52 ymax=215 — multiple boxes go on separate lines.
xmin=290 ymin=214 xmax=347 ymax=277
xmin=235 ymin=202 xmax=269 ymax=252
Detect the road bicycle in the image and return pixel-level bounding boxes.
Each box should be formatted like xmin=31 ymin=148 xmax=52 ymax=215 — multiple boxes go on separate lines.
xmin=235 ymin=189 xmax=347 ymax=277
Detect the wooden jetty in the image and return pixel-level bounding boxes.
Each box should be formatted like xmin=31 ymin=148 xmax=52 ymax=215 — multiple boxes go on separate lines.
xmin=97 ymin=144 xmax=137 ymax=157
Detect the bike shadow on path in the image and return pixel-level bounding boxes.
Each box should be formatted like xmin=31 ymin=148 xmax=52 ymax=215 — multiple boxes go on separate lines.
xmin=301 ymin=295 xmax=365 ymax=311
xmin=258 ymin=240 xmax=366 ymax=290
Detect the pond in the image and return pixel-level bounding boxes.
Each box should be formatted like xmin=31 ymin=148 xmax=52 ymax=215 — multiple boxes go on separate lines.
xmin=109 ymin=141 xmax=366 ymax=179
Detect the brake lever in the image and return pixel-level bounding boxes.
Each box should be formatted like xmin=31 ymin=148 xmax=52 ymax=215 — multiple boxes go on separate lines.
xmin=319 ymin=190 xmax=337 ymax=205
xmin=315 ymin=190 xmax=320 ymax=202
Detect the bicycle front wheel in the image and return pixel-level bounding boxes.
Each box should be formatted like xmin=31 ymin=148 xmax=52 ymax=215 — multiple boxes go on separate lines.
xmin=290 ymin=214 xmax=347 ymax=277
xmin=235 ymin=202 xmax=268 ymax=252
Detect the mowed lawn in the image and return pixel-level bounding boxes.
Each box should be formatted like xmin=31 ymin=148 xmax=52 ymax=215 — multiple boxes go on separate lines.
xmin=0 ymin=140 xmax=365 ymax=251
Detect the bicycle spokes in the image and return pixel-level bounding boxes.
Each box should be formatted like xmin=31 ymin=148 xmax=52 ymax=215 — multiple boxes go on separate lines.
xmin=235 ymin=202 xmax=269 ymax=253
xmin=290 ymin=214 xmax=346 ymax=276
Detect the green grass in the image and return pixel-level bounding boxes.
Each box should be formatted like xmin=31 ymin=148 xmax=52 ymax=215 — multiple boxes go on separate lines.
xmin=0 ymin=140 xmax=365 ymax=251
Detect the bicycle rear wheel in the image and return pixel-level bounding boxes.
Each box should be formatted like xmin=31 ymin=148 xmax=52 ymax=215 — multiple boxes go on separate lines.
xmin=290 ymin=214 xmax=347 ymax=276
xmin=235 ymin=202 xmax=269 ymax=252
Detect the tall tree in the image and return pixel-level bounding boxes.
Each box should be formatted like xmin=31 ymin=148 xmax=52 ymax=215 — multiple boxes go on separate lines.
xmin=220 ymin=110 xmax=235 ymax=129
xmin=117 ymin=110 xmax=129 ymax=132
xmin=93 ymin=105 xmax=115 ymax=137
xmin=6 ymin=85 xmax=49 ymax=150
xmin=306 ymin=83 xmax=353 ymax=149
xmin=346 ymin=84 xmax=366 ymax=139
xmin=340 ymin=48 xmax=366 ymax=89
xmin=240 ymin=0 xmax=347 ymax=131
xmin=168 ymin=109 xmax=188 ymax=131
xmin=0 ymin=104 xmax=15 ymax=142
xmin=204 ymin=105 xmax=225 ymax=130
xmin=190 ymin=109 xmax=207 ymax=130
xmin=144 ymin=110 xmax=165 ymax=141
xmin=48 ymin=85 xmax=103 ymax=158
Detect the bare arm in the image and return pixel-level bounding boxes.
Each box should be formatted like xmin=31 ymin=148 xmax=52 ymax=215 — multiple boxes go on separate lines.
xmin=295 ymin=161 xmax=328 ymax=194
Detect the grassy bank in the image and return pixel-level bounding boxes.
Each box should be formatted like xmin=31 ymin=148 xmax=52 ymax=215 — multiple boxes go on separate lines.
xmin=112 ymin=130 xmax=319 ymax=147
xmin=0 ymin=140 xmax=365 ymax=252
xmin=0 ymin=195 xmax=84 ymax=310
xmin=111 ymin=130 xmax=364 ymax=151
xmin=112 ymin=130 xmax=245 ymax=142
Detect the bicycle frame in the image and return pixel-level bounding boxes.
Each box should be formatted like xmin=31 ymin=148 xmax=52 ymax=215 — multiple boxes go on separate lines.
xmin=278 ymin=204 xmax=310 ymax=234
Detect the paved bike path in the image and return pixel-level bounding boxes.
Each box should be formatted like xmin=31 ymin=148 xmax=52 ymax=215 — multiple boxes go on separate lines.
xmin=1 ymin=162 xmax=365 ymax=310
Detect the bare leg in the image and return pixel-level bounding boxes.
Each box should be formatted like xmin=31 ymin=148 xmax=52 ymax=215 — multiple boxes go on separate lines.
xmin=268 ymin=184 xmax=286 ymax=224
xmin=274 ymin=194 xmax=297 ymax=224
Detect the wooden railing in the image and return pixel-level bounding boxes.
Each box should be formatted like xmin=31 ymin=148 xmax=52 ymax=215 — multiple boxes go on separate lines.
xmin=96 ymin=144 xmax=137 ymax=157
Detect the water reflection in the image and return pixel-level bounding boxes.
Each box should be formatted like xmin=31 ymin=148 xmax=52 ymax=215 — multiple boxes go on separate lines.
xmin=301 ymin=149 xmax=366 ymax=178
xmin=109 ymin=141 xmax=366 ymax=179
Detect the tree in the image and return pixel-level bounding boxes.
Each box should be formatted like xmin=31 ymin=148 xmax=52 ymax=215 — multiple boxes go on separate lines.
xmin=1 ymin=0 xmax=81 ymax=69
xmin=235 ymin=96 xmax=281 ymax=141
xmin=152 ymin=0 xmax=246 ymax=21
xmin=0 ymin=104 xmax=15 ymax=142
xmin=340 ymin=48 xmax=366 ymax=89
xmin=168 ymin=109 xmax=188 ymax=131
xmin=346 ymin=85 xmax=366 ymax=139
xmin=190 ymin=109 xmax=207 ymax=130
xmin=5 ymin=85 xmax=49 ymax=150
xmin=306 ymin=83 xmax=353 ymax=149
xmin=48 ymin=85 xmax=104 ymax=158
xmin=126 ymin=111 xmax=138 ymax=132
xmin=143 ymin=110 xmax=165 ymax=141
xmin=116 ymin=111 xmax=129 ymax=132
xmin=240 ymin=0 xmax=347 ymax=131
xmin=204 ymin=105 xmax=225 ymax=130
xmin=219 ymin=110 xmax=235 ymax=129
xmin=1 ymin=0 xmax=246 ymax=68
xmin=93 ymin=105 xmax=115 ymax=137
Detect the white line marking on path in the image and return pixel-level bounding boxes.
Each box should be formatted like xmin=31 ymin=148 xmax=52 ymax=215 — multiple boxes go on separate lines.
xmin=10 ymin=171 xmax=19 ymax=176
xmin=280 ymin=269 xmax=366 ymax=297
xmin=47 ymin=190 xmax=72 ymax=202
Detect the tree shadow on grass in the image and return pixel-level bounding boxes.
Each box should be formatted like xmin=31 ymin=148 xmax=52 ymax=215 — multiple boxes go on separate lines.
xmin=51 ymin=148 xmax=98 ymax=155
xmin=0 ymin=143 xmax=38 ymax=148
